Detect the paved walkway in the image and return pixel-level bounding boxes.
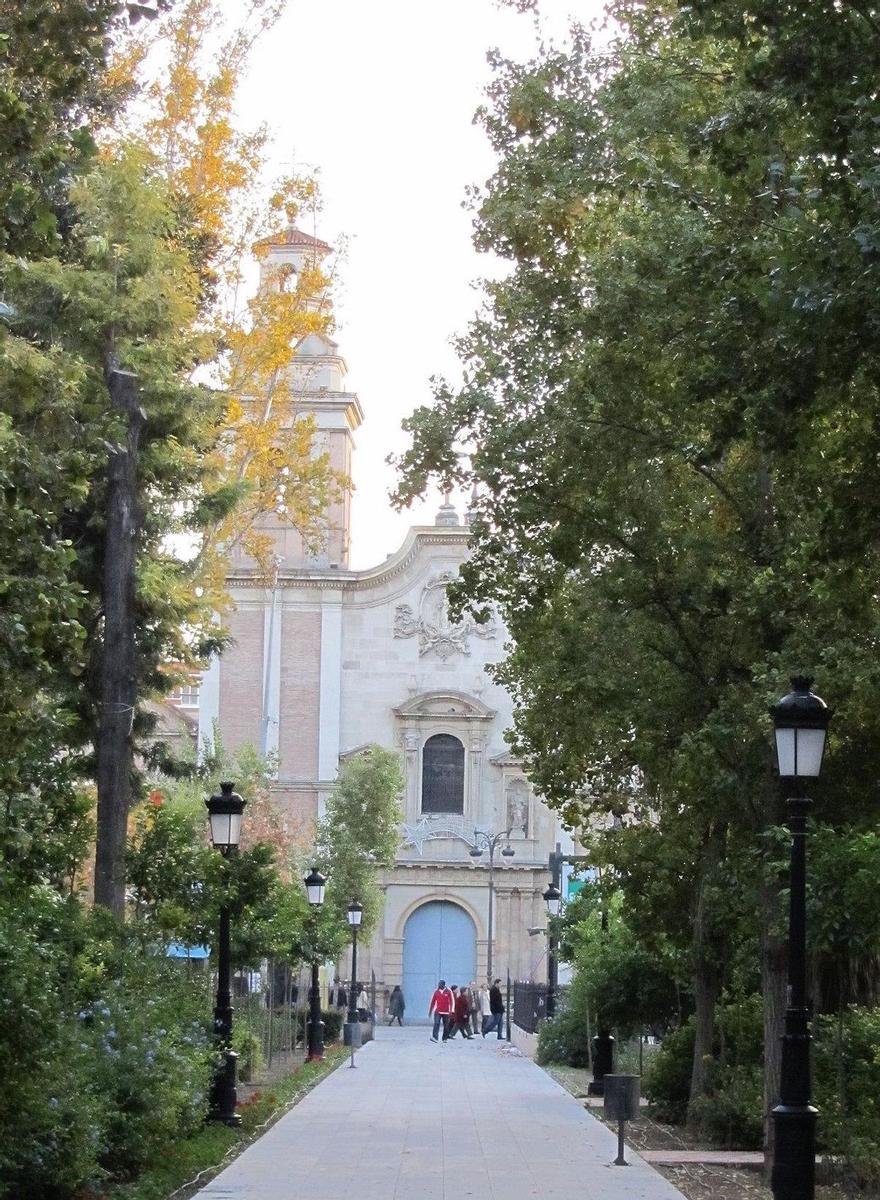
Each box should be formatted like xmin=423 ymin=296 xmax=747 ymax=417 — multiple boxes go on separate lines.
xmin=193 ymin=1026 xmax=687 ymax=1200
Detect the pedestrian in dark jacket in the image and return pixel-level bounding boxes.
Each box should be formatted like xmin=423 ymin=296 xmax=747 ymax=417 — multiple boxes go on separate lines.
xmin=484 ymin=978 xmax=505 ymax=1039
xmin=387 ymin=985 xmax=405 ymax=1026
xmin=448 ymin=985 xmax=473 ymax=1039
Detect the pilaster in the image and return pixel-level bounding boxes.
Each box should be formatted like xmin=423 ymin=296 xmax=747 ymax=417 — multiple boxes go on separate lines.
xmin=197 ymin=652 xmax=220 ymax=761
xmin=318 ymin=590 xmax=343 ymax=788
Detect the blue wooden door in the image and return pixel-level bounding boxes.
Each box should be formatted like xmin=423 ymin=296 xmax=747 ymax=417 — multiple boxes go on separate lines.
xmin=402 ymin=901 xmax=476 ymax=1022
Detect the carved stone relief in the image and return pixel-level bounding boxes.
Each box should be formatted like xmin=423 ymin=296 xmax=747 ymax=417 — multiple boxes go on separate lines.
xmin=393 ymin=570 xmax=497 ymax=660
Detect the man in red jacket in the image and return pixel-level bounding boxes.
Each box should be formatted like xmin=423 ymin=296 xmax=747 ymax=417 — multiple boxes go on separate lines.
xmin=428 ymin=979 xmax=453 ymax=1042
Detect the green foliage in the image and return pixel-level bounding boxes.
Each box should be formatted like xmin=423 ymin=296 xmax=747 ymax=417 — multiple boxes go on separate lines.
xmin=321 ymin=1008 xmax=344 ymax=1043
xmin=538 ymin=894 xmax=681 ymax=1068
xmin=0 ymin=5 xmax=351 ymax=1198
xmin=105 ymin=1049 xmax=346 ymax=1200
xmin=562 ymin=896 xmax=683 ymax=1036
xmin=0 ymin=893 xmax=212 ymax=1199
xmin=74 ymin=922 xmax=213 ymax=1180
xmin=232 ymin=1021 xmax=264 ymax=1083
xmin=393 ymin=0 xmax=880 ymax=1138
xmin=815 ymin=1006 xmax=880 ymax=1188
xmin=687 ymin=1065 xmax=763 ymax=1151
xmin=643 ymin=1022 xmax=696 ymax=1126
xmin=311 ymin=747 xmax=403 ymax=960
xmin=535 ymin=1004 xmax=592 ymax=1068
xmin=0 ymin=1 xmax=137 ymax=259
xmin=127 ymin=791 xmax=309 ymax=967
xmin=644 ymin=995 xmax=764 ymax=1145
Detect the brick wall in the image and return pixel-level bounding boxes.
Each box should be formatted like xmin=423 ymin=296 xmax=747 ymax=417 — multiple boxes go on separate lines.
xmin=219 ymin=607 xmax=263 ymax=752
xmin=279 ymin=609 xmax=321 ymax=780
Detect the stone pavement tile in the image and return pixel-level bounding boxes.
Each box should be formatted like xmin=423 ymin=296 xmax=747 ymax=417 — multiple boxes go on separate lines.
xmin=193 ymin=1027 xmax=688 ymax=1200
xmin=642 ymin=1149 xmax=763 ymax=1166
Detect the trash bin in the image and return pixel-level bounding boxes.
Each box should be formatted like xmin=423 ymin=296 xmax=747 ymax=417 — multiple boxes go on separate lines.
xmin=604 ymin=1074 xmax=640 ymax=1122
xmin=603 ymin=1074 xmax=640 ymax=1166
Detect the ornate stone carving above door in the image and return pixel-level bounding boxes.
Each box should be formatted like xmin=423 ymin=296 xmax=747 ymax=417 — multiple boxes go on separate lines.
xmin=393 ymin=570 xmax=497 ymax=659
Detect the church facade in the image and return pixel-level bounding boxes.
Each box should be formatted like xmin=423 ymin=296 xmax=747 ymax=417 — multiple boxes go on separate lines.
xmin=198 ymin=229 xmax=574 ymax=1018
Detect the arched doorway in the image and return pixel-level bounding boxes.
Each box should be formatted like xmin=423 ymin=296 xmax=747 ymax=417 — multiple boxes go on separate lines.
xmin=402 ymin=901 xmax=476 ymax=1022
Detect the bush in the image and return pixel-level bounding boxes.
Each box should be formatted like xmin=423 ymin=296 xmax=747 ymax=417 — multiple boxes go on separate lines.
xmin=322 ymin=1008 xmax=343 ymax=1043
xmin=232 ymin=1023 xmax=264 ymax=1083
xmin=0 ymin=889 xmax=107 ymax=1199
xmin=536 ymin=998 xmax=593 ymax=1067
xmin=74 ymin=918 xmax=213 ymax=1180
xmin=688 ymin=1064 xmax=763 ymax=1149
xmin=0 ymin=896 xmax=214 ymax=1198
xmin=814 ymin=1006 xmax=880 ymax=1188
xmin=644 ymin=996 xmax=764 ymax=1146
xmin=643 ymin=1021 xmax=695 ymax=1124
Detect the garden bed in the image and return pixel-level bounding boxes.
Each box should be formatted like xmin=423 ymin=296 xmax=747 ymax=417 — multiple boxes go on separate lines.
xmin=545 ymin=1064 xmax=863 ymax=1200
xmin=105 ymin=1046 xmax=347 ymax=1200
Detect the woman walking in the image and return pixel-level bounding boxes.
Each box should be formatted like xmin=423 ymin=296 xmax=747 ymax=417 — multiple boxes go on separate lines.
xmin=356 ymin=983 xmax=370 ymax=1021
xmin=387 ymin=984 xmax=405 ymax=1026
xmin=448 ymin=985 xmax=474 ymax=1039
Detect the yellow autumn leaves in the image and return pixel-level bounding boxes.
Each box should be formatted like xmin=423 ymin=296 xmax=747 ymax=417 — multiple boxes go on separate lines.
xmin=108 ymin=0 xmax=347 ymax=599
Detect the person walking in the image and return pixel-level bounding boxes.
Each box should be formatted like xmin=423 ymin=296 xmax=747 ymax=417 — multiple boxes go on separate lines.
xmin=448 ymin=985 xmax=473 ymax=1039
xmin=467 ymin=981 xmax=480 ymax=1036
xmin=356 ymin=983 xmax=370 ymax=1021
xmin=387 ymin=984 xmax=405 ymax=1026
xmin=484 ymin=978 xmax=505 ymax=1039
xmin=441 ymin=984 xmax=456 ymax=1041
xmin=478 ymin=982 xmax=492 ymax=1036
xmin=428 ymin=979 xmax=453 ymax=1042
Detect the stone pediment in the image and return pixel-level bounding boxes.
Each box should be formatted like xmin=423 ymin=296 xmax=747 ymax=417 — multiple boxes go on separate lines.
xmin=489 ymin=749 xmax=522 ymax=768
xmin=394 ymin=691 xmax=495 ymax=722
xmin=338 ymin=742 xmax=381 ymax=762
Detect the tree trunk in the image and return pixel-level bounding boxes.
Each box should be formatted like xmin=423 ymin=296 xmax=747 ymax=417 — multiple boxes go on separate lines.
xmin=689 ymin=960 xmax=721 ymax=1122
xmin=687 ymin=838 xmax=723 ymax=1127
xmin=761 ymin=867 xmax=788 ymax=1175
xmin=93 ymin=368 xmax=143 ymax=915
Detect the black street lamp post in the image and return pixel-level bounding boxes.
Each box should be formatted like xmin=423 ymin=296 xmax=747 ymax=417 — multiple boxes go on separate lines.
xmin=304 ymin=867 xmax=327 ymax=1062
xmin=543 ymin=882 xmax=562 ymax=1019
xmin=770 ymin=676 xmax=831 ymax=1200
xmin=205 ymin=781 xmax=246 ymax=1126
xmin=345 ymin=900 xmax=363 ymax=1068
xmin=470 ymin=828 xmax=514 ymax=982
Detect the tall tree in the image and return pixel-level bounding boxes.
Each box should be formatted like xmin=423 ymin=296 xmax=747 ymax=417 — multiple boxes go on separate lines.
xmin=5 ymin=0 xmax=346 ymax=910
xmin=0 ymin=1 xmax=149 ymax=888
xmin=394 ymin=0 xmax=880 ymax=1149
xmin=311 ymin=747 xmax=404 ymax=959
xmin=123 ymin=0 xmax=346 ymax=590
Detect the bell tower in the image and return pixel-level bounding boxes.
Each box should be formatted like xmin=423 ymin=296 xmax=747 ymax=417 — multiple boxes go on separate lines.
xmin=232 ymin=226 xmax=362 ymax=571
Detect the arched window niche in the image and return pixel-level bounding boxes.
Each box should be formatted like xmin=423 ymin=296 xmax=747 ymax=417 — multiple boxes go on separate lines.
xmin=421 ymin=733 xmax=465 ymax=814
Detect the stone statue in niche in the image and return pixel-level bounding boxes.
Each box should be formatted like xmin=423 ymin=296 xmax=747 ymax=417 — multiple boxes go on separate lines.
xmin=393 ymin=570 xmax=497 ymax=660
xmin=506 ymin=778 xmax=529 ymax=837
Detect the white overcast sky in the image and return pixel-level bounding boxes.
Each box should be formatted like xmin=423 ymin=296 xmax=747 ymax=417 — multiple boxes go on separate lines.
xmin=231 ymin=0 xmax=605 ymax=567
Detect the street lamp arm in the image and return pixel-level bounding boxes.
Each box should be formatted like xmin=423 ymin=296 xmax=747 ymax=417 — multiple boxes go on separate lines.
xmin=470 ymin=827 xmax=514 ymax=984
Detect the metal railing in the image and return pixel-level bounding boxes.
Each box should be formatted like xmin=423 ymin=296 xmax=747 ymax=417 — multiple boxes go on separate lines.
xmin=513 ymin=981 xmax=548 ymax=1033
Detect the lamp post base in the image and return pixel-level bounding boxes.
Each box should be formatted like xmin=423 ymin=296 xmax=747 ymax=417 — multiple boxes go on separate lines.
xmin=209 ymin=1048 xmax=241 ymax=1126
xmin=588 ymin=1031 xmax=615 ymax=1096
xmin=771 ymin=1103 xmax=816 ymax=1200
xmin=306 ymin=956 xmax=324 ymax=1061
xmin=307 ymin=1016 xmax=325 ymax=1062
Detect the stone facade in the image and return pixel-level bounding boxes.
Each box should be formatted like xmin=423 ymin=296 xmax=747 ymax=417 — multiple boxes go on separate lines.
xmin=199 ymin=229 xmax=575 ymax=1014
